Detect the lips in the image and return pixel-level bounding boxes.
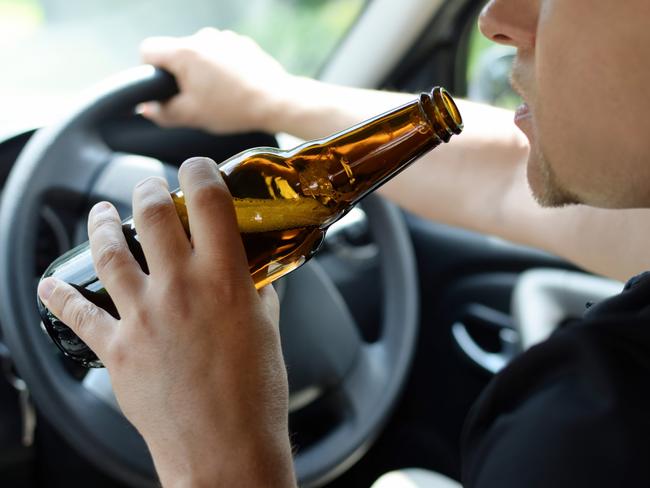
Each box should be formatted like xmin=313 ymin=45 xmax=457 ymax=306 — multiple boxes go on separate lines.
xmin=514 ymin=102 xmax=533 ymax=135
xmin=514 ymin=103 xmax=531 ymax=122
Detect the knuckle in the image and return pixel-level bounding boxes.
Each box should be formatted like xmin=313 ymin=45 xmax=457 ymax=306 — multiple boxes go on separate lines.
xmin=140 ymin=197 xmax=174 ymax=225
xmin=192 ymin=181 xmax=231 ymax=209
xmin=155 ymin=275 xmax=193 ymax=316
xmin=176 ymin=43 xmax=200 ymax=62
xmin=135 ymin=179 xmax=174 ymax=224
xmin=129 ymin=306 xmax=150 ymax=328
xmin=95 ymin=240 xmax=129 ymax=273
xmin=165 ymin=101 xmax=194 ymax=126
xmin=73 ymin=303 xmax=99 ymax=334
xmin=106 ymin=339 xmax=128 ymax=368
xmin=202 ymin=268 xmax=250 ymax=305
xmin=90 ymin=211 xmax=117 ymax=234
xmin=59 ymin=292 xmax=93 ymax=333
xmin=54 ymin=286 xmax=74 ymax=316
xmin=130 ymin=306 xmax=158 ymax=336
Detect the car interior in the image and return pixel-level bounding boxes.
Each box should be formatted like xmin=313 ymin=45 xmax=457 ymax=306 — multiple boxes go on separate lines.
xmin=0 ymin=0 xmax=624 ymax=487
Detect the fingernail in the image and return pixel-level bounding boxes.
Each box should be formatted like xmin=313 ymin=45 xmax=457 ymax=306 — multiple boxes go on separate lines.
xmin=184 ymin=156 xmax=214 ymax=166
xmin=38 ymin=278 xmax=58 ymax=301
xmin=182 ymin=157 xmax=222 ymax=181
xmin=135 ymin=176 xmax=167 ymax=189
xmin=90 ymin=201 xmax=112 ymax=217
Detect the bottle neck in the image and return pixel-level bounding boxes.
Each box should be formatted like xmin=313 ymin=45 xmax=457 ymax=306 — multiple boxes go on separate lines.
xmin=299 ymin=87 xmax=462 ymax=207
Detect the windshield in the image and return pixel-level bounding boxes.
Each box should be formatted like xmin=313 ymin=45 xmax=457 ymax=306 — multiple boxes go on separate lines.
xmin=0 ymin=0 xmax=365 ymax=135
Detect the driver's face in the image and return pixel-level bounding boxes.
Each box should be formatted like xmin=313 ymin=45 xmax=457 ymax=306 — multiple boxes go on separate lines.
xmin=479 ymin=0 xmax=650 ymax=208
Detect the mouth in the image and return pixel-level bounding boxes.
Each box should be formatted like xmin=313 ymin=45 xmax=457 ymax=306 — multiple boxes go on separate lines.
xmin=509 ymin=73 xmax=532 ymax=133
xmin=514 ymin=103 xmax=531 ymax=122
xmin=508 ymin=57 xmax=536 ymax=139
xmin=514 ymin=102 xmax=533 ymax=136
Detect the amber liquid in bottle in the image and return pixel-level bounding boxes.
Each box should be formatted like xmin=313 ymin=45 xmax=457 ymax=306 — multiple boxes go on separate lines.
xmin=38 ymin=87 xmax=463 ymax=367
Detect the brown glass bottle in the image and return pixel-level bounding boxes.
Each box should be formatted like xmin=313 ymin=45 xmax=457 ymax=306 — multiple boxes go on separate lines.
xmin=38 ymin=87 xmax=463 ymax=367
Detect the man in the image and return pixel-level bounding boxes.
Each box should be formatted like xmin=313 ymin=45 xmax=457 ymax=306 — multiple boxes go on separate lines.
xmin=37 ymin=0 xmax=650 ymax=486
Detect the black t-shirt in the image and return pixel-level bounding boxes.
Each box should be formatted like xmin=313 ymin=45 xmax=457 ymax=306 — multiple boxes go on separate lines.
xmin=461 ymin=272 xmax=650 ymax=487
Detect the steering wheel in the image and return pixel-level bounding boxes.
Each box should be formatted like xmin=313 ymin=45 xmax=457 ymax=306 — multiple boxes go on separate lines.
xmin=0 ymin=66 xmax=418 ymax=487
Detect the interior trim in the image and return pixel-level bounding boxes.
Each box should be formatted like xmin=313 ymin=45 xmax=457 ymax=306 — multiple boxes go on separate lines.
xmin=319 ymin=0 xmax=444 ymax=88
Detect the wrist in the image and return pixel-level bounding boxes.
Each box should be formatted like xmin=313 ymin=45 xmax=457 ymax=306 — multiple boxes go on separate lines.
xmin=254 ymin=74 xmax=305 ymax=134
xmin=148 ymin=433 xmax=296 ymax=488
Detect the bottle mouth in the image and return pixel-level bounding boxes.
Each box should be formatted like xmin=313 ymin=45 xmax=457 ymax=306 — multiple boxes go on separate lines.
xmin=419 ymin=87 xmax=464 ymax=143
xmin=431 ymin=87 xmax=463 ymax=135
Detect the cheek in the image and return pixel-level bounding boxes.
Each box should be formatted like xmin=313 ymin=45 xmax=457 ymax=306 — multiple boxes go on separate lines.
xmin=534 ymin=0 xmax=650 ymax=206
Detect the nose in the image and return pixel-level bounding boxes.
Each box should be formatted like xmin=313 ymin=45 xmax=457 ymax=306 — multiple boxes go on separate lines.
xmin=478 ymin=0 xmax=537 ymax=49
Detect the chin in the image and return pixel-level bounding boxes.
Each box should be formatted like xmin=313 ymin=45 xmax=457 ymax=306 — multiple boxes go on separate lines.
xmin=526 ymin=148 xmax=581 ymax=208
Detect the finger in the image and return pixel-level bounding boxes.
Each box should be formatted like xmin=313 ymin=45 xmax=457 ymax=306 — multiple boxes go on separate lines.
xmin=132 ymin=176 xmax=191 ymax=275
xmin=38 ymin=277 xmax=117 ymax=357
xmin=138 ymin=96 xmax=195 ymax=129
xmin=87 ymin=202 xmax=146 ymax=308
xmin=178 ymin=157 xmax=249 ymax=276
xmin=139 ymin=36 xmax=181 ymax=70
xmin=194 ymin=26 xmax=222 ymax=42
xmin=258 ymin=285 xmax=280 ymax=325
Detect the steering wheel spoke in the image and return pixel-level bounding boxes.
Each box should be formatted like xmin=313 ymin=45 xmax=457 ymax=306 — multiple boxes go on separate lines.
xmin=339 ymin=344 xmax=388 ymax=420
xmin=89 ymin=153 xmax=179 ymax=216
xmin=19 ymin=131 xmax=111 ymax=200
xmin=280 ymin=259 xmax=363 ymax=406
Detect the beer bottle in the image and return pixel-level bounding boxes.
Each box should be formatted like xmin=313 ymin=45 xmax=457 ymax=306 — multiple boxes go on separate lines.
xmin=38 ymin=87 xmax=463 ymax=367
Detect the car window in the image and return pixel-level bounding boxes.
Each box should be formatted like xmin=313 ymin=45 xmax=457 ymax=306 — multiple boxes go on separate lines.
xmin=0 ymin=0 xmax=366 ymax=133
xmin=465 ymin=20 xmax=519 ymax=110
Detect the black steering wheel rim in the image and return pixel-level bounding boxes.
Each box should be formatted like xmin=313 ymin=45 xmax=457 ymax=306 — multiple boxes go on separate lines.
xmin=0 ymin=66 xmax=419 ymax=487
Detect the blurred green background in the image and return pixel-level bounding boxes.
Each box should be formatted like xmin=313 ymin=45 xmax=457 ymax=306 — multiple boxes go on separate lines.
xmin=0 ymin=0 xmax=516 ymax=133
xmin=0 ymin=0 xmax=364 ymax=132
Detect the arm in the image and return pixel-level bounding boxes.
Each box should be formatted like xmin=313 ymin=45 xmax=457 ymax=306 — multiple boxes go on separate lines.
xmin=140 ymin=28 xmax=647 ymax=282
xmin=271 ymin=85 xmax=647 ymax=282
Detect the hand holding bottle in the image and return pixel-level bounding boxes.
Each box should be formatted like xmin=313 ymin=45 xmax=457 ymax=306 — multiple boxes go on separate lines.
xmin=139 ymin=27 xmax=296 ymax=135
xmin=37 ymin=158 xmax=296 ymax=487
xmin=38 ymin=87 xmax=462 ymax=367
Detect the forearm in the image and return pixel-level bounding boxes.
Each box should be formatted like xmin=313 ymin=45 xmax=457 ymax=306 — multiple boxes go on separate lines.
xmin=266 ymin=80 xmax=649 ymax=281
xmin=149 ymin=433 xmax=296 ymax=488
xmin=378 ymin=100 xmax=650 ymax=281
xmin=382 ymin=112 xmax=650 ymax=282
xmin=394 ymin=150 xmax=650 ymax=282
xmin=380 ymin=101 xmax=650 ymax=281
xmin=378 ymin=98 xmax=530 ymax=233
xmin=264 ymin=81 xmax=535 ymax=250
xmin=264 ymin=76 xmax=415 ymax=139
xmin=264 ymin=78 xmax=530 ymax=239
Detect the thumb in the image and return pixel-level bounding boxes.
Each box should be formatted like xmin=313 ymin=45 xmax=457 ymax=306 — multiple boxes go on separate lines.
xmin=38 ymin=277 xmax=116 ymax=359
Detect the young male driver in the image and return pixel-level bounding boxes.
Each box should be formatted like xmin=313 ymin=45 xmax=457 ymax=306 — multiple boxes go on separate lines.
xmin=37 ymin=0 xmax=650 ymax=486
